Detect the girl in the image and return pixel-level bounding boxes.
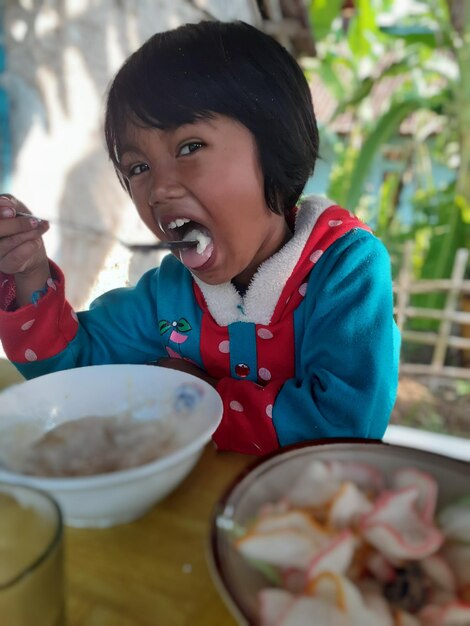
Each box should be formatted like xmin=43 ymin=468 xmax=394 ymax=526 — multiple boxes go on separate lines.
xmin=0 ymin=20 xmax=400 ymax=455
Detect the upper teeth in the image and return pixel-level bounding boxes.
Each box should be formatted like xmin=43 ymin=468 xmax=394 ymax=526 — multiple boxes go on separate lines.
xmin=168 ymin=218 xmax=190 ymax=230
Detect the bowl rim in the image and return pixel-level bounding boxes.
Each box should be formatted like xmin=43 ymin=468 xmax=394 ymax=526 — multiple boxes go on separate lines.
xmin=207 ymin=437 xmax=469 ymax=625
xmin=0 ymin=364 xmax=223 ymax=488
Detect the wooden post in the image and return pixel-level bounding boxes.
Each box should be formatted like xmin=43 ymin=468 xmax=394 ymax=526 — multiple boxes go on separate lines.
xmin=395 ymin=240 xmax=414 ymax=332
xmin=431 ymin=248 xmax=469 ymax=371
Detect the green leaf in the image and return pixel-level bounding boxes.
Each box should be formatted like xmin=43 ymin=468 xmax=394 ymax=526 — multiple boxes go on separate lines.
xmin=333 ymin=57 xmax=425 ymax=118
xmin=333 ymin=77 xmax=375 ymax=117
xmin=308 ymin=0 xmax=344 ymax=41
xmin=327 ymin=137 xmax=361 ymax=208
xmin=408 ymin=183 xmax=468 ymax=329
xmin=379 ymin=27 xmax=448 ymax=49
xmin=417 ymin=192 xmax=466 ymax=282
xmin=345 ymin=99 xmax=423 ymax=211
xmin=376 ymin=171 xmax=401 ymax=237
xmin=347 ymin=0 xmax=380 ymax=59
xmin=312 ymin=62 xmax=347 ymax=101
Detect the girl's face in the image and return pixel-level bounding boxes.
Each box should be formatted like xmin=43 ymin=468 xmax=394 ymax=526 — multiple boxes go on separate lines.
xmin=118 ymin=115 xmax=291 ymax=288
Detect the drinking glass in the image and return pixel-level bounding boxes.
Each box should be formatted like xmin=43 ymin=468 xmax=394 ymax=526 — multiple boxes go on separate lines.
xmin=0 ymin=482 xmax=65 ymax=625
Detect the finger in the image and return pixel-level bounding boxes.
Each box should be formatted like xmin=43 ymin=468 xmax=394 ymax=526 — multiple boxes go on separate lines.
xmin=0 ymin=196 xmax=18 ymax=218
xmin=0 ymin=194 xmax=20 ymax=216
xmin=0 ymin=222 xmax=49 ymax=256
xmin=0 ymin=205 xmax=16 ymax=219
xmin=0 ymin=214 xmax=48 ymax=238
xmin=0 ymin=194 xmax=19 ymax=205
xmin=0 ymin=195 xmax=33 ymax=217
xmin=0 ymin=225 xmax=49 ymax=274
xmin=0 ymin=237 xmax=46 ymax=275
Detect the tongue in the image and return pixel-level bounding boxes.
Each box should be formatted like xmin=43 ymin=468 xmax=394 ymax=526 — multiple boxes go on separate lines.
xmin=179 ymin=242 xmax=214 ymax=269
xmin=178 ymin=229 xmax=214 ymax=270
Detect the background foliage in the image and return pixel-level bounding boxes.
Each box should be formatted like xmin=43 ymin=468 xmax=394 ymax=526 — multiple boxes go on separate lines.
xmin=307 ymin=0 xmax=470 ymax=295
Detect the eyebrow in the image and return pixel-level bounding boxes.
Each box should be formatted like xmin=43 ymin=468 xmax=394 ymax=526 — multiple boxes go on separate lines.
xmin=117 ymin=118 xmax=217 ymax=161
xmin=118 ymin=143 xmax=141 ymax=158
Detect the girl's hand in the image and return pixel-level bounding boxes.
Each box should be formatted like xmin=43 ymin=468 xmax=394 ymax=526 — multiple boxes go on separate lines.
xmin=0 ymin=195 xmax=50 ymax=275
xmin=157 ymin=357 xmax=218 ymax=388
xmin=0 ymin=195 xmax=51 ymax=306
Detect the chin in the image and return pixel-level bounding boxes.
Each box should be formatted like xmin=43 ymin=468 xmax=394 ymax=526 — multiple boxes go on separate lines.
xmin=194 ymin=274 xmax=228 ymax=286
xmin=192 ymin=267 xmax=235 ymax=286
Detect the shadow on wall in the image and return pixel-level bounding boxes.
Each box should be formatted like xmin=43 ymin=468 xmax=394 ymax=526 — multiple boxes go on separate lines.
xmin=55 ymin=146 xmax=126 ymax=306
xmin=6 ymin=0 xmax=150 ymax=162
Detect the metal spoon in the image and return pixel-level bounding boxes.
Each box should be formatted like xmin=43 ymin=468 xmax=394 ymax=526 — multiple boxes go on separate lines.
xmin=14 ymin=211 xmax=197 ymax=252
xmin=125 ymin=240 xmax=197 ymax=252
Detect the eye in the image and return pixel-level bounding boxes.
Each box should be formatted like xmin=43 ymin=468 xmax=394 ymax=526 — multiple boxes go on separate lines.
xmin=178 ymin=141 xmax=204 ymax=157
xmin=126 ymin=162 xmax=149 ymax=178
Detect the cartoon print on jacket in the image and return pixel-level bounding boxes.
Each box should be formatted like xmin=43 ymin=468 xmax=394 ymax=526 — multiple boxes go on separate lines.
xmin=159 ymin=317 xmax=192 ymax=359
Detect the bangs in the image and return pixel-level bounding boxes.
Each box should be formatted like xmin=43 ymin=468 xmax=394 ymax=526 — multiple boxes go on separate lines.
xmin=105 ymin=26 xmax=245 ymax=167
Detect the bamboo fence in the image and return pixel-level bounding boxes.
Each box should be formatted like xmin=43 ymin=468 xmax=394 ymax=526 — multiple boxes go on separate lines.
xmin=394 ymin=243 xmax=470 ymax=380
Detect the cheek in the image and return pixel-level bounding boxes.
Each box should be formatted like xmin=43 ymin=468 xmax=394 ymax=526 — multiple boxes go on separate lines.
xmin=224 ymin=162 xmax=264 ymax=197
xmin=130 ymin=195 xmax=160 ymax=234
xmin=200 ymin=146 xmax=265 ymax=203
xmin=132 ymin=196 xmax=148 ymax=220
xmin=201 ymin=175 xmax=266 ymax=230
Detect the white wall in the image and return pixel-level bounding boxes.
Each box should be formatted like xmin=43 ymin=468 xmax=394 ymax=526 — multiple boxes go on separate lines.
xmin=3 ymin=0 xmax=260 ymax=315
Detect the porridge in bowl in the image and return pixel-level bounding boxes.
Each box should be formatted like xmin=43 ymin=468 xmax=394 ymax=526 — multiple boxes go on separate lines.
xmin=0 ymin=365 xmax=223 ymax=527
xmin=17 ymin=412 xmax=176 ymax=477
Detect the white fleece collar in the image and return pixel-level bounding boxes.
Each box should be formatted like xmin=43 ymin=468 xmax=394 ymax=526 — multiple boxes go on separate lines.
xmin=194 ymin=195 xmax=333 ymax=326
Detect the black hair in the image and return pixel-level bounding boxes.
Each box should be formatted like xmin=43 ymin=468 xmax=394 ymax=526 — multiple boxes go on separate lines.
xmin=105 ymin=20 xmax=319 ymax=215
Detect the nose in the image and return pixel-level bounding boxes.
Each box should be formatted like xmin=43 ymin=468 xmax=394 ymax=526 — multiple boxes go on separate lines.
xmin=147 ymin=162 xmax=185 ymax=206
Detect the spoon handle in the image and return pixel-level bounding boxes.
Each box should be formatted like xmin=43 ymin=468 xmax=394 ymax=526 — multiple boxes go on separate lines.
xmin=15 ymin=211 xmax=197 ymax=252
xmin=126 ymin=241 xmax=197 ymax=252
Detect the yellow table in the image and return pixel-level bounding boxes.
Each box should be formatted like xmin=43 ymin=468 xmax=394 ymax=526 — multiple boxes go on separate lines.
xmin=65 ymin=445 xmax=251 ymax=626
xmin=0 ymin=364 xmax=252 ymax=625
xmin=0 ymin=358 xmax=24 ymax=389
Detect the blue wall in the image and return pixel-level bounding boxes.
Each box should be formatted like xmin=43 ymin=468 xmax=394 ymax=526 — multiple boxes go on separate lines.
xmin=0 ymin=11 xmax=11 ymax=190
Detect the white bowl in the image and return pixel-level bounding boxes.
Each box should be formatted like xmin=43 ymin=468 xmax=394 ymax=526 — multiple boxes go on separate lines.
xmin=0 ymin=364 xmax=223 ymax=527
xmin=208 ymin=440 xmax=469 ymax=625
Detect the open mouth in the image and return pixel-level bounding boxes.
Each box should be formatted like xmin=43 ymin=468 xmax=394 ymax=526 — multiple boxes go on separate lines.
xmin=166 ymin=217 xmax=215 ymax=269
xmin=166 ymin=217 xmax=193 ymax=239
xmin=167 ymin=218 xmax=211 ymax=253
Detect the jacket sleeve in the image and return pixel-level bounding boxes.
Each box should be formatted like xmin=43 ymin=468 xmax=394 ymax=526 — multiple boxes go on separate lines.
xmin=212 ymin=232 xmax=401 ymax=455
xmin=274 ymin=232 xmax=400 ymax=445
xmin=0 ymin=261 xmax=167 ymax=379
